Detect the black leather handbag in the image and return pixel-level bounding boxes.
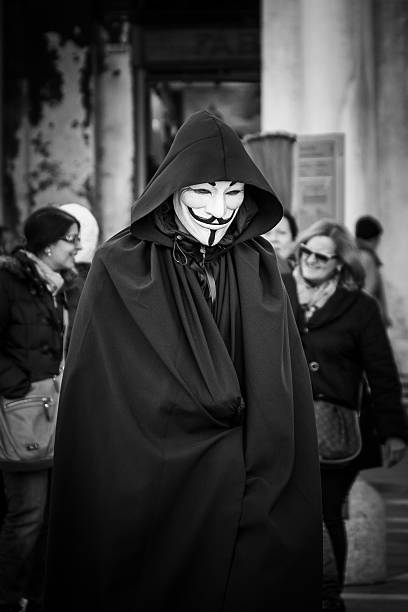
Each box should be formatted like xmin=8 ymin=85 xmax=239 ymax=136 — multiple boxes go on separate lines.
xmin=314 ymin=399 xmax=362 ymax=466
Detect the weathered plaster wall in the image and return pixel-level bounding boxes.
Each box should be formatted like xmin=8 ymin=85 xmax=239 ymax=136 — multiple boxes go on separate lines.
xmin=4 ymin=7 xmax=95 ymax=230
xmin=12 ymin=34 xmax=94 ymax=216
xmin=3 ymin=3 xmax=95 ymax=229
xmin=4 ymin=5 xmax=139 ymax=241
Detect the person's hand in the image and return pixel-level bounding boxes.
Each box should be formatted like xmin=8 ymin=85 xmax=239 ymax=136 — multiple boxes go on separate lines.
xmin=382 ymin=437 xmax=407 ymax=467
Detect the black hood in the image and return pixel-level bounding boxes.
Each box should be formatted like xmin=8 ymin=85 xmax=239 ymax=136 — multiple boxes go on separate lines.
xmin=130 ymin=110 xmax=283 ymax=245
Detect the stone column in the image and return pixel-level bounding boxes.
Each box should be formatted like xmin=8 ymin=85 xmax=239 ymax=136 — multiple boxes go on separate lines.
xmin=132 ymin=26 xmax=147 ymax=199
xmin=375 ymin=0 xmax=408 ymax=370
xmin=301 ymin=0 xmax=377 ymax=229
xmin=261 ymin=0 xmax=301 ymax=133
xmin=261 ymin=0 xmax=377 ymax=226
xmin=95 ymin=13 xmax=135 ymax=240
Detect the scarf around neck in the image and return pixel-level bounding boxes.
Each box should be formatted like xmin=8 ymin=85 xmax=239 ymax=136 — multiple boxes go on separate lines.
xmin=293 ymin=265 xmax=338 ymax=321
xmin=23 ymin=250 xmax=65 ymax=297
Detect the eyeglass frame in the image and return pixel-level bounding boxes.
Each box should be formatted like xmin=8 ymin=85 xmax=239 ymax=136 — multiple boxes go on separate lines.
xmin=61 ymin=233 xmax=81 ymax=246
xmin=299 ymin=243 xmax=337 ymax=265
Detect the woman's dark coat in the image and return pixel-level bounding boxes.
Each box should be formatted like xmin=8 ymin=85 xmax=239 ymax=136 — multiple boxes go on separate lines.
xmin=0 ymin=251 xmax=65 ymax=471
xmin=298 ymin=287 xmax=408 ymax=468
xmin=44 ymin=110 xmax=322 ymax=612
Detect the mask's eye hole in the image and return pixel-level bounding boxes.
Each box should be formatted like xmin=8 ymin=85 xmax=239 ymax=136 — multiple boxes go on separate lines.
xmin=192 ymin=188 xmax=212 ymax=195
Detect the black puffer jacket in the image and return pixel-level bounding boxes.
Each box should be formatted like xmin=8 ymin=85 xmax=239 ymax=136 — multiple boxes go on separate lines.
xmin=298 ymin=286 xmax=408 ymax=468
xmin=0 ymin=251 xmax=66 ymax=400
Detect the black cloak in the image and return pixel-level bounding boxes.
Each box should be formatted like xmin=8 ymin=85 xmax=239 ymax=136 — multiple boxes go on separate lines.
xmin=44 ymin=111 xmax=322 ymax=612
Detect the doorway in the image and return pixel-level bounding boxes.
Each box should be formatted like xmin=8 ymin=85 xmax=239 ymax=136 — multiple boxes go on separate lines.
xmin=147 ymin=80 xmax=260 ymax=180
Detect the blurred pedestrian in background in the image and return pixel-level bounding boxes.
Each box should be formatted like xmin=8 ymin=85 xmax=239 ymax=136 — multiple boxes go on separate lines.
xmin=44 ymin=110 xmax=322 ymax=612
xmin=59 ymin=203 xmax=100 ymax=343
xmin=261 ymin=209 xmax=300 ymax=320
xmin=0 ymin=206 xmax=80 ymax=612
xmin=355 ymin=215 xmax=391 ymax=326
xmin=292 ymin=218 xmax=408 ymax=611
xmin=262 ymin=208 xmax=298 ymax=262
xmin=59 ymin=203 xmax=99 ymax=288
xmin=0 ymin=227 xmax=21 ymax=256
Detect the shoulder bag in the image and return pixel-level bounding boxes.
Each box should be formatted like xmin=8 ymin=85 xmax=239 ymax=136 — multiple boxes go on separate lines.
xmin=0 ymin=374 xmax=62 ymax=464
xmin=314 ymin=394 xmax=362 ymax=467
xmin=0 ymin=308 xmax=68 ymax=466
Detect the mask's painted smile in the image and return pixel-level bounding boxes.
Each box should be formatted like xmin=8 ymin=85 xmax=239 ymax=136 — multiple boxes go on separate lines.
xmin=188 ymin=208 xmax=236 ymax=227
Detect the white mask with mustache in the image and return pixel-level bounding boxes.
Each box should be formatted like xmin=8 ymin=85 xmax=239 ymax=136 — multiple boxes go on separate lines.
xmin=173 ymin=181 xmax=245 ymax=246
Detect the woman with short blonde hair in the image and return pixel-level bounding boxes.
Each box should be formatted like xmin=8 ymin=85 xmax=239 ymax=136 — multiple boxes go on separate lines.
xmin=292 ymin=217 xmax=408 ymax=612
xmin=294 ymin=218 xmax=365 ymax=291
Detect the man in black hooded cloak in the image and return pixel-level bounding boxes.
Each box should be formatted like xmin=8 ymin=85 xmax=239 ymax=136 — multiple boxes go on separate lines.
xmin=44 ymin=110 xmax=322 ymax=612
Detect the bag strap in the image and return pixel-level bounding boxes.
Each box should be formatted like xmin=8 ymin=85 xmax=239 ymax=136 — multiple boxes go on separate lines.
xmin=60 ymin=307 xmax=69 ymax=372
xmin=53 ymin=307 xmax=69 ymax=394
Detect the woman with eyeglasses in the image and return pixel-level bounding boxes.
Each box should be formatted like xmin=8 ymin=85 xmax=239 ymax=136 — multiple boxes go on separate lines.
xmin=0 ymin=206 xmax=80 ymax=612
xmin=292 ymin=218 xmax=408 ymax=611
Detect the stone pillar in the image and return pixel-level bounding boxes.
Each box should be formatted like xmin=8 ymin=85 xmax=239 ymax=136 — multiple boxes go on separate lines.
xmin=303 ymin=0 xmax=377 ymax=229
xmin=9 ymin=80 xmax=31 ymax=225
xmin=344 ymin=477 xmax=387 ymax=585
xmin=95 ymin=14 xmax=135 ymax=240
xmin=375 ymin=0 xmax=408 ymax=371
xmin=132 ymin=26 xmax=147 ymax=200
xmin=261 ymin=0 xmax=377 ymax=226
xmin=261 ymin=0 xmax=301 ymax=133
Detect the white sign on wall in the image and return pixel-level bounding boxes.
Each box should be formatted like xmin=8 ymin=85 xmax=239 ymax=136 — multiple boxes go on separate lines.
xmin=294 ymin=133 xmax=345 ymax=232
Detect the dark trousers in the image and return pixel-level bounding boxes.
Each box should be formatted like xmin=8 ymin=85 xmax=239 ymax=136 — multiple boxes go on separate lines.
xmin=322 ymin=521 xmax=341 ymax=600
xmin=321 ymin=465 xmax=359 ymax=586
xmin=0 ymin=469 xmax=50 ymax=605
